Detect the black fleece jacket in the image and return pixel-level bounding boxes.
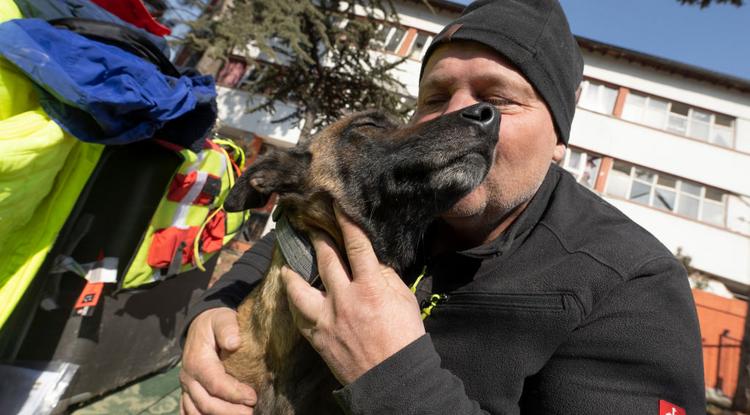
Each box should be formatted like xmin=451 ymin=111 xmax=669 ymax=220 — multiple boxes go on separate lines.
xmin=185 ymin=164 xmax=705 ymax=414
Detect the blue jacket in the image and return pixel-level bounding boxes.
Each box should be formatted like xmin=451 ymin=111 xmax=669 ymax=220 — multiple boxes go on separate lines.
xmin=13 ymin=0 xmax=169 ymax=55
xmin=0 ymin=18 xmax=216 ymax=149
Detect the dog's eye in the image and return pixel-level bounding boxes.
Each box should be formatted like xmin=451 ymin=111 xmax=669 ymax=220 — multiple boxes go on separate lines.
xmin=353 ymin=120 xmax=384 ymax=129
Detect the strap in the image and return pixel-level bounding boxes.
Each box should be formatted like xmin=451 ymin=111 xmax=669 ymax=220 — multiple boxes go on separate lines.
xmin=409 ymin=266 xmax=427 ymax=293
xmin=274 ymin=208 xmax=319 ymax=285
xmin=166 ymin=242 xmax=186 ymax=277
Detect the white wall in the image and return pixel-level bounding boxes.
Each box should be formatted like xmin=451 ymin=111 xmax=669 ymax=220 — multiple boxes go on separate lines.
xmin=607 ymin=197 xmax=750 ymax=285
xmin=736 ymin=118 xmax=750 ymax=154
xmin=215 ymin=87 xmax=301 ymax=148
xmin=570 ymin=109 xmax=750 ymax=196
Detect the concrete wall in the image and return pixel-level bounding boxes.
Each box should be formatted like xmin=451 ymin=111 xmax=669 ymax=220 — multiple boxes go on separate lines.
xmin=215 ymin=87 xmax=302 ymax=147
xmin=693 ymin=289 xmax=747 ymax=398
xmin=606 ymin=197 xmax=750 ymax=284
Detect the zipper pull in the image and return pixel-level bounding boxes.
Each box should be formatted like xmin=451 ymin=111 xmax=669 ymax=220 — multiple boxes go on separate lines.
xmin=420 ymin=294 xmax=448 ymax=320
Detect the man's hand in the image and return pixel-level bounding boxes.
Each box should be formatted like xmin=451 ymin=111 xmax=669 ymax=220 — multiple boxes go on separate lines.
xmin=180 ymin=307 xmax=256 ymax=414
xmin=281 ymin=205 xmax=426 ymax=385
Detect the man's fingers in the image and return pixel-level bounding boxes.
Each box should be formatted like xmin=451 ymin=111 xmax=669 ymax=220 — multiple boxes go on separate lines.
xmin=181 ymin=392 xmax=199 ymax=415
xmin=182 ymin=377 xmax=254 ymax=415
xmin=334 ymin=204 xmax=381 ymax=281
xmin=187 ymin=357 xmax=257 ymax=406
xmin=310 ymin=231 xmax=350 ymax=294
xmin=211 ymin=308 xmax=241 ymax=351
xmin=281 ymin=265 xmax=325 ymax=325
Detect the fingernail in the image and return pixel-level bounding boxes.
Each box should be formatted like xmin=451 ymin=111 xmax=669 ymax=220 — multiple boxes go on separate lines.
xmin=227 ymin=336 xmax=240 ymax=348
xmin=243 ymin=400 xmax=256 ymax=406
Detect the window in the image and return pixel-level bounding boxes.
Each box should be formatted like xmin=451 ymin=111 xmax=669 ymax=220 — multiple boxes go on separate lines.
xmin=372 ymin=24 xmax=435 ymax=59
xmin=604 ymin=161 xmax=727 ymax=226
xmin=666 ymin=102 xmax=689 ymax=135
xmin=561 ymin=148 xmax=602 ymax=189
xmin=578 ymin=80 xmax=618 ymax=115
xmin=236 ymin=66 xmax=260 ymax=90
xmin=373 ymin=25 xmax=408 ymax=53
xmin=408 ymin=32 xmax=432 ymax=60
xmin=712 ymin=114 xmax=734 ymax=147
xmin=217 ymin=58 xmax=247 ymax=88
xmin=629 ymin=167 xmax=654 ymax=205
xmin=606 ymin=160 xmax=631 ymax=199
xmin=688 ymin=109 xmax=711 ymax=141
xmin=621 ymin=92 xmax=735 ymax=148
xmin=643 ymin=97 xmax=669 ymax=129
xmin=653 ymin=174 xmax=677 ymax=211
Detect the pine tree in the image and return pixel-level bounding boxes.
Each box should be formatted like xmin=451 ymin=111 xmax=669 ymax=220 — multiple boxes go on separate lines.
xmin=678 ymin=0 xmax=743 ymax=7
xmin=186 ymin=0 xmax=414 ymax=143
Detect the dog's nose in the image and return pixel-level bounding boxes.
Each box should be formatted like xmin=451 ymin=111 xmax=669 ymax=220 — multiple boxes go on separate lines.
xmin=460 ymin=103 xmax=499 ymax=135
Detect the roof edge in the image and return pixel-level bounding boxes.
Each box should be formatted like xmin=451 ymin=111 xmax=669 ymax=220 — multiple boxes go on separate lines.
xmin=576 ymin=35 xmax=750 ymax=95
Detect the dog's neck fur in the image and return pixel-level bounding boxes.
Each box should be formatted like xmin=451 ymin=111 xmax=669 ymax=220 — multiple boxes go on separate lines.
xmin=281 ymin=191 xmax=433 ymax=279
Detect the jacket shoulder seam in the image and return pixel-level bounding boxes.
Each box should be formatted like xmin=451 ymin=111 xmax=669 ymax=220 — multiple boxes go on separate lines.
xmin=537 ymin=221 xmax=666 ymax=282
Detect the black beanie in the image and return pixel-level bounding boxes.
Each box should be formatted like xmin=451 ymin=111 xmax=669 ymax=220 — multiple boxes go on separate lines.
xmin=420 ymin=0 xmax=583 ymax=144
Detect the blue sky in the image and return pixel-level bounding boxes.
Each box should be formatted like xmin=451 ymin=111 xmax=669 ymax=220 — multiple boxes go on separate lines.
xmin=452 ymin=0 xmax=750 ymax=81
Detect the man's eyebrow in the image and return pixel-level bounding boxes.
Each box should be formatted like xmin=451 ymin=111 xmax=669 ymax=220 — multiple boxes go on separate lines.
xmin=419 ymin=73 xmax=455 ymax=91
xmin=473 ymin=72 xmax=537 ymax=100
xmin=420 ymin=70 xmax=538 ymax=101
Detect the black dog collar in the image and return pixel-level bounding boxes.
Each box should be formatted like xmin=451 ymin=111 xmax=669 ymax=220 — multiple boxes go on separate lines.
xmin=273 ymin=207 xmax=319 ymax=286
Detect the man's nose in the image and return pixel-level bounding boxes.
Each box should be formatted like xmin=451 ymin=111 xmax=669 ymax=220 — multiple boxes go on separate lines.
xmin=460 ymin=103 xmax=500 ymax=136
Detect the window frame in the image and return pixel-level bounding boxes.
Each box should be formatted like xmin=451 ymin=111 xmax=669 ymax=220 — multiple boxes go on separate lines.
xmin=561 ymin=148 xmax=603 ymax=190
xmin=619 ymin=90 xmax=737 ymax=149
xmin=578 ymin=79 xmax=619 ymax=115
xmin=602 ymin=160 xmax=728 ymax=227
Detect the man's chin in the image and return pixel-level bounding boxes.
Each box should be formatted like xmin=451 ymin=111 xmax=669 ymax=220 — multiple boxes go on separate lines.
xmin=441 ymin=191 xmax=485 ymax=219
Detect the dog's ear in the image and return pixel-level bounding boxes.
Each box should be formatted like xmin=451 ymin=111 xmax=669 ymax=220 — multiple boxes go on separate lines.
xmin=224 ymin=148 xmax=311 ymax=212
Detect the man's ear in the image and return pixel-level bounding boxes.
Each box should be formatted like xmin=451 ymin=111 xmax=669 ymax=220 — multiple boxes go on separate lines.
xmin=552 ymin=143 xmax=566 ymax=163
xmin=223 ymin=148 xmax=311 ymax=212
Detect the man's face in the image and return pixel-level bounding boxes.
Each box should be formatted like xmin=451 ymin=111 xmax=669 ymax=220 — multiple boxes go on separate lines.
xmin=413 ymin=41 xmax=565 ymax=223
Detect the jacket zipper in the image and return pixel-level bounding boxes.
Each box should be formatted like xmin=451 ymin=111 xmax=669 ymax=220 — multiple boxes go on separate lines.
xmin=437 ymin=292 xmax=565 ymax=311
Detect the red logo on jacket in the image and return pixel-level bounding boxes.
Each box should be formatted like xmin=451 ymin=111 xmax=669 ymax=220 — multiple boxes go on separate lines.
xmin=659 ymin=400 xmax=685 ymax=415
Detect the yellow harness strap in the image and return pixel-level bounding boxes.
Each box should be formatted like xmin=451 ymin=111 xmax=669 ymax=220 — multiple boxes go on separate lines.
xmin=408 ymin=266 xmax=447 ymax=320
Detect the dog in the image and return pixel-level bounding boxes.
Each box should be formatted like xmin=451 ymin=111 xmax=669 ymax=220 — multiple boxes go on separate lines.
xmin=221 ymin=102 xmax=500 ymax=414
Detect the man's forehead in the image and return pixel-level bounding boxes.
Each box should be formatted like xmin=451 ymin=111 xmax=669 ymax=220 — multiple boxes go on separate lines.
xmin=420 ymin=42 xmax=536 ymax=97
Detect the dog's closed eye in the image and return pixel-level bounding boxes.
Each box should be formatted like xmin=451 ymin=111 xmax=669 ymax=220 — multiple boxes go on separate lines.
xmin=351 ymin=120 xmax=386 ymax=129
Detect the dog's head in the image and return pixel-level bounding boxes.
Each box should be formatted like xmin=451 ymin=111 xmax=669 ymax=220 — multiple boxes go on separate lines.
xmin=225 ymin=102 xmax=500 ymax=275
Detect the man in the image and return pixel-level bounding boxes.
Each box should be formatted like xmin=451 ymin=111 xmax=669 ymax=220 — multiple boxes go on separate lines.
xmin=180 ymin=1 xmax=706 ymax=414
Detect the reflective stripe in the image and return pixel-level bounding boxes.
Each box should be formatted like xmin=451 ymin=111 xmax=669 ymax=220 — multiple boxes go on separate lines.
xmin=171 ymin=151 xmax=210 ymax=228
xmin=173 ymin=171 xmax=207 ymax=229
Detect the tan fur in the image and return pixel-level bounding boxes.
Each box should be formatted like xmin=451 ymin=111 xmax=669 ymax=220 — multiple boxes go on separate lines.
xmin=222 ymin=184 xmax=344 ymax=414
xmin=220 ymin=110 xmax=465 ymax=414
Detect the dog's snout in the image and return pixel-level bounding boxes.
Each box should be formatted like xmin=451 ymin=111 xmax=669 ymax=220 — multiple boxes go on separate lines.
xmin=460 ymin=103 xmax=499 ymax=136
